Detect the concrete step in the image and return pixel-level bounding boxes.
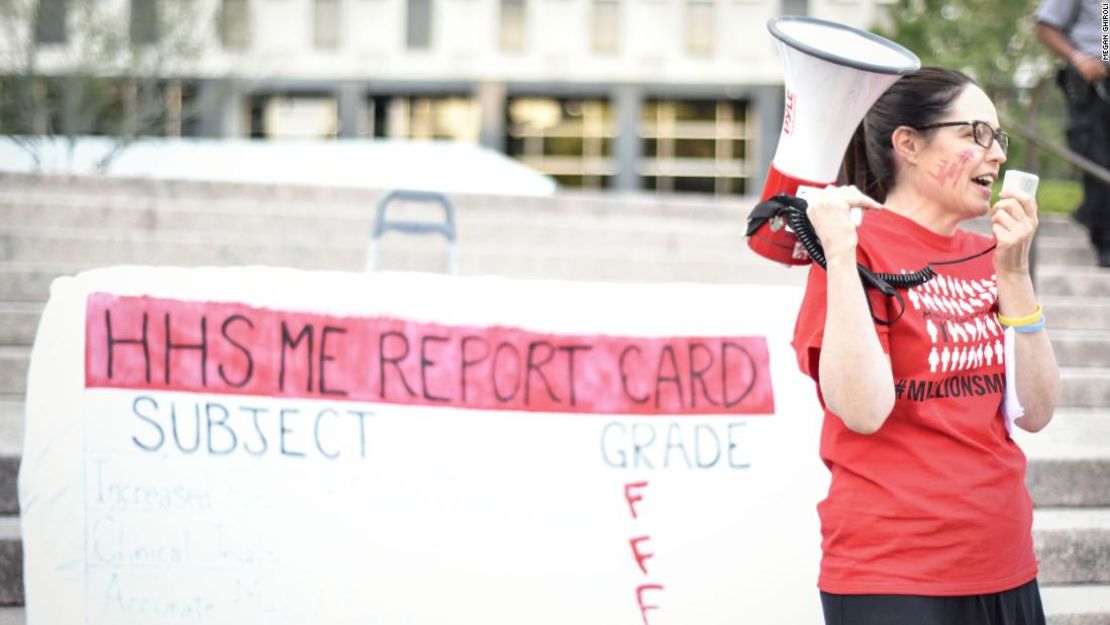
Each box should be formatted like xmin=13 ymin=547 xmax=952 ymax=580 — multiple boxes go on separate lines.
xmin=0 ymin=220 xmax=761 ymax=267
xmin=1029 ymin=458 xmax=1110 ymax=508
xmin=0 ymin=400 xmax=21 ymax=515
xmin=0 ymin=510 xmax=1100 ymax=614
xmin=1016 ymin=410 xmax=1110 ymax=508
xmin=1042 ymin=585 xmax=1110 ymax=625
xmin=1061 ymin=367 xmax=1110 ymax=408
xmin=0 ymin=197 xmax=374 ymax=235
xmin=1046 ymin=298 xmax=1110 ymax=332
xmin=0 ymin=457 xmax=13 ymax=518
xmin=0 ymin=399 xmax=1102 ymax=515
xmin=0 ymin=226 xmax=366 ymax=267
xmin=0 ymin=181 xmax=398 ymax=219
xmin=1035 ymin=508 xmax=1110 ymax=585
xmin=0 ymin=189 xmax=750 ymax=229
xmin=0 ymin=182 xmax=753 ymax=223
xmin=1039 ymin=216 xmax=1090 ymax=239
xmin=0 ymin=401 xmax=19 ymax=459
xmin=0 ymin=249 xmax=807 ymax=306
xmin=1053 ymin=331 xmax=1110 ymax=368
xmin=1015 ymin=410 xmax=1110 ymax=460
xmin=0 ymin=351 xmax=27 ymax=399
xmin=0 ymin=517 xmax=19 ymax=606
xmin=0 ymin=595 xmax=1098 ymax=625
xmin=0 ymin=305 xmax=41 ymax=348
xmin=0 ymin=265 xmax=76 ymax=302
xmin=1038 ymin=266 xmax=1110 ymax=299
xmin=1039 ymin=236 xmax=1098 ymax=267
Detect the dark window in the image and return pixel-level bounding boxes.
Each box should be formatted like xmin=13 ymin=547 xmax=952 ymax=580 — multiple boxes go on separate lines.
xmin=407 ymin=0 xmax=432 ymax=50
xmin=371 ymin=96 xmax=390 ymax=137
xmin=673 ymin=177 xmax=715 ymax=193
xmin=178 ymin=81 xmax=202 ymax=137
xmin=34 ymin=0 xmax=69 ymax=45
xmin=248 ymin=95 xmax=267 ymax=138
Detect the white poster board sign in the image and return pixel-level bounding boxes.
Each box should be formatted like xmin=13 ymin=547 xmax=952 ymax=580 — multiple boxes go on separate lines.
xmin=20 ymin=267 xmax=827 ymax=624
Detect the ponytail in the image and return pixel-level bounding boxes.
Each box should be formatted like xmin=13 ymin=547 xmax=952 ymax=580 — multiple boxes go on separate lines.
xmin=840 ymin=121 xmax=879 ymax=199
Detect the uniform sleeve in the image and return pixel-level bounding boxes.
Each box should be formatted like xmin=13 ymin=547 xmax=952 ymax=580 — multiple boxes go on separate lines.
xmin=790 ymin=247 xmax=891 ymax=383
xmin=1035 ymin=0 xmax=1077 ymax=30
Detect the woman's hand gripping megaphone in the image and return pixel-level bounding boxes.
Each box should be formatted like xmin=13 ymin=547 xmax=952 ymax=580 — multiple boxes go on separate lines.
xmin=800 ymin=185 xmax=883 ymax=265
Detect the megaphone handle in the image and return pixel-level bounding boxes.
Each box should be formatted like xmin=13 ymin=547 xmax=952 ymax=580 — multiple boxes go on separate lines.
xmin=783 ymin=207 xmax=829 ymax=268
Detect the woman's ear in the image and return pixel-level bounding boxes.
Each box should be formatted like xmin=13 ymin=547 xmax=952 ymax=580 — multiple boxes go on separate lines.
xmin=891 ymin=126 xmax=921 ymax=166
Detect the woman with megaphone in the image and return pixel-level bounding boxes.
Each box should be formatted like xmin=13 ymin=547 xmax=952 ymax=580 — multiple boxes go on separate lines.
xmin=791 ymin=67 xmax=1060 ymax=625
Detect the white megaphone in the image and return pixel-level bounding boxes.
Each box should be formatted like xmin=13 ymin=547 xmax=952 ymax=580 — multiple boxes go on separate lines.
xmin=747 ymin=16 xmax=920 ymax=265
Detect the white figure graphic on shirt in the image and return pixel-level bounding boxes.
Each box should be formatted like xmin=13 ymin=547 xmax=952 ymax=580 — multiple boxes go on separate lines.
xmin=954 ymin=321 xmax=968 ymax=343
xmin=941 ymin=347 xmax=951 ymax=372
xmin=929 ymin=347 xmax=940 ymax=373
xmin=926 ymin=319 xmax=938 ymax=343
xmin=964 ymin=321 xmax=978 ymax=341
xmin=985 ymin=315 xmax=1000 ymax=338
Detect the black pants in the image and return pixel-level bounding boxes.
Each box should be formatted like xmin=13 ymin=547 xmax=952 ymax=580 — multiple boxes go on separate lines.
xmin=820 ymin=578 xmax=1046 ymax=625
xmin=1059 ymin=65 xmax=1110 ymax=252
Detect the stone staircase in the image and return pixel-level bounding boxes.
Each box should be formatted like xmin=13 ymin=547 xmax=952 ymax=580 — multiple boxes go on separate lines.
xmin=1009 ymin=216 xmax=1110 ymax=625
xmin=0 ymin=172 xmax=1107 ymax=623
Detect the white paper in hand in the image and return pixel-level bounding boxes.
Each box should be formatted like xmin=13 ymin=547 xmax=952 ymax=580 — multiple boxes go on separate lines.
xmin=1001 ymin=326 xmax=1022 ymax=433
xmin=997 ymin=170 xmax=1037 ymax=433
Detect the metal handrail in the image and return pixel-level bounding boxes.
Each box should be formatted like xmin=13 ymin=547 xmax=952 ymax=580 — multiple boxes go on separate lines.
xmin=364 ymin=189 xmax=459 ymax=274
xmin=998 ymin=111 xmax=1110 ymax=278
xmin=1000 ymin=112 xmax=1110 ymax=186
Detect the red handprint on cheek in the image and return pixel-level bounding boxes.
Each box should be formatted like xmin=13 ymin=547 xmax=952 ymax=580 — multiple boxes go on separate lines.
xmin=928 ymin=149 xmax=975 ymax=188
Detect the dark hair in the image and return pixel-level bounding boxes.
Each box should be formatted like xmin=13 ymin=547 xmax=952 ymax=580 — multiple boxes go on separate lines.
xmin=841 ymin=67 xmax=977 ymax=202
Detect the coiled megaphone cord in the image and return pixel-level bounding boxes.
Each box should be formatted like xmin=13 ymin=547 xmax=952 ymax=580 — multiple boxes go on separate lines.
xmin=751 ymin=194 xmax=962 ymax=324
xmin=776 ymin=204 xmax=917 ymax=324
xmin=750 ymin=194 xmax=1001 ymax=325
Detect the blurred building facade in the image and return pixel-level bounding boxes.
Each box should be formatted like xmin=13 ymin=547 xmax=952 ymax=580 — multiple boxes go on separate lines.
xmin=1 ymin=0 xmax=894 ymax=194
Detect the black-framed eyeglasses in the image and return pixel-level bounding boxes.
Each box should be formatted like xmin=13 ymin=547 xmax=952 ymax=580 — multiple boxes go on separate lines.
xmin=913 ymin=120 xmax=1009 ymax=154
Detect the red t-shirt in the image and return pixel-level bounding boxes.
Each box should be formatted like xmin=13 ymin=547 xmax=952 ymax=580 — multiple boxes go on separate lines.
xmin=792 ymin=208 xmax=1037 ymax=596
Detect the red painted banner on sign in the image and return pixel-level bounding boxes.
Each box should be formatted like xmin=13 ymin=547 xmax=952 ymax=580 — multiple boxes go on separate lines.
xmin=85 ymin=293 xmax=775 ymax=415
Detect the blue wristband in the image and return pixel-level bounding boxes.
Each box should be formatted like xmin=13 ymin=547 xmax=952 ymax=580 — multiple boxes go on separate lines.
xmin=1013 ymin=316 xmax=1047 ymax=334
